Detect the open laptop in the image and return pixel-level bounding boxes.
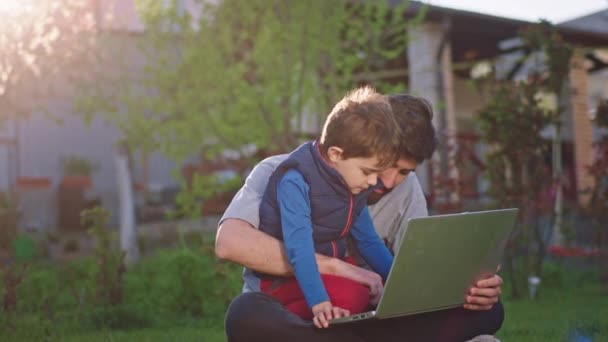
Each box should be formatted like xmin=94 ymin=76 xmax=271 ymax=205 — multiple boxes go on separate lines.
xmin=330 ymin=208 xmax=518 ymax=325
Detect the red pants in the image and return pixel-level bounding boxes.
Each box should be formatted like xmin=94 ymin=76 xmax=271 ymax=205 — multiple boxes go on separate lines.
xmin=261 ymin=259 xmax=369 ymax=320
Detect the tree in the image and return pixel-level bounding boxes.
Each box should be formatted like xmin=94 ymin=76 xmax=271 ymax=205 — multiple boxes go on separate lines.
xmin=78 ymin=0 xmax=424 ymax=216
xmin=478 ymin=78 xmax=554 ymax=299
xmin=0 ymin=0 xmax=98 ymax=123
xmin=475 ymin=22 xmax=575 ymax=298
xmin=520 ymin=21 xmax=574 ymax=247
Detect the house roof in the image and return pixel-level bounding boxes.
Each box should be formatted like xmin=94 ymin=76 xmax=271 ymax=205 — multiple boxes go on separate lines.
xmin=400 ymin=1 xmax=608 ymax=63
xmin=559 ymin=9 xmax=608 ymax=36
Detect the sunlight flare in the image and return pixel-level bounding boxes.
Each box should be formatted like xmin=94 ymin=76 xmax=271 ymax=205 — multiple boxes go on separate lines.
xmin=0 ymin=1 xmax=34 ymax=16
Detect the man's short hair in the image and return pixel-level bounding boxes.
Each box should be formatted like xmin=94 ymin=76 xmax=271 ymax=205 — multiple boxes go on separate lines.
xmin=320 ymin=86 xmax=401 ymax=168
xmin=388 ymin=94 xmax=437 ymax=163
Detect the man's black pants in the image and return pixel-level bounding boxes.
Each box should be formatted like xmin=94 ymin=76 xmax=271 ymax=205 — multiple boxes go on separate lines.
xmin=225 ymin=292 xmax=504 ymax=342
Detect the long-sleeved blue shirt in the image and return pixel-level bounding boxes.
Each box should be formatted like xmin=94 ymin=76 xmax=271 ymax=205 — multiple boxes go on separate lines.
xmin=277 ymin=169 xmax=394 ymax=308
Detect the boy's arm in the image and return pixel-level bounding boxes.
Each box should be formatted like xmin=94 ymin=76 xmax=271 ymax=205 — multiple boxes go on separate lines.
xmin=350 ymin=206 xmax=393 ymax=280
xmin=278 ymin=170 xmax=329 ymax=307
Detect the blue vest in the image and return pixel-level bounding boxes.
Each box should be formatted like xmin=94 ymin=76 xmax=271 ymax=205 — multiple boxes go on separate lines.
xmin=259 ymin=141 xmax=377 ymax=259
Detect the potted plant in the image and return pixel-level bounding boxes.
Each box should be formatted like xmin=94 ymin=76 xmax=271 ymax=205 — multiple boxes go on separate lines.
xmin=60 ymin=156 xmax=95 ymax=189
xmin=58 ymin=156 xmax=97 ymax=232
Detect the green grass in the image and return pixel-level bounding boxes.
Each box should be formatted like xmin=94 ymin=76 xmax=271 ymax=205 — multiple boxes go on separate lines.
xmin=62 ymin=324 xmax=224 ymax=342
xmin=2 ymin=245 xmax=607 ymax=342
xmin=1 ymin=325 xmax=222 ymax=342
xmin=498 ymin=284 xmax=608 ymax=341
xmin=21 ymin=285 xmax=603 ymax=342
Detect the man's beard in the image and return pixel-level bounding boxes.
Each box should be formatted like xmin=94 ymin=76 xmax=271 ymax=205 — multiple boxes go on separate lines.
xmin=367 ymin=187 xmax=394 ymax=205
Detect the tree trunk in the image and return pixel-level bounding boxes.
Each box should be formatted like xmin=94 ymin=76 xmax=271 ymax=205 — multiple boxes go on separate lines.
xmin=114 ymin=145 xmax=139 ymax=265
xmin=552 ymin=121 xmax=564 ymax=245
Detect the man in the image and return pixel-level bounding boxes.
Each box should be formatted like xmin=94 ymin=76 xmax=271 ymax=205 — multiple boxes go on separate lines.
xmin=215 ymin=94 xmax=504 ymax=341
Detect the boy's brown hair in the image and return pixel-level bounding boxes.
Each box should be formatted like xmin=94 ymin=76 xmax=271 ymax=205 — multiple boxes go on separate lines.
xmin=319 ymin=86 xmax=401 ymax=168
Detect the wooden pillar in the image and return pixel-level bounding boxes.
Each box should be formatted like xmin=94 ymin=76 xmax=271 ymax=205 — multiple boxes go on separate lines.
xmin=408 ymin=20 xmax=460 ymax=210
xmin=569 ymin=53 xmax=595 ymax=205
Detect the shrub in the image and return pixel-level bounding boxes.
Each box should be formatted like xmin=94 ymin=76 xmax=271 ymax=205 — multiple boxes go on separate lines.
xmin=123 ymin=242 xmax=241 ymax=321
xmin=12 ymin=234 xmax=38 ymax=262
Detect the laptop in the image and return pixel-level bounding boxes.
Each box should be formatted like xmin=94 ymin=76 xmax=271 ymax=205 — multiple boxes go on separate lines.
xmin=330 ymin=208 xmax=518 ymax=325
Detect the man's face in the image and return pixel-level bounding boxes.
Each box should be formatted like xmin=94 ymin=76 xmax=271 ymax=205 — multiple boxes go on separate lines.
xmin=367 ymin=158 xmax=417 ymax=204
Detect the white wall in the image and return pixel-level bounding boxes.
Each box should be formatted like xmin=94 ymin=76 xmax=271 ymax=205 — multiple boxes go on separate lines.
xmin=17 ymin=99 xmax=178 ymax=228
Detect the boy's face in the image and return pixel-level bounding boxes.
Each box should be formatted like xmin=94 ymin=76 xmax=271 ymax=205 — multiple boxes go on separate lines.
xmin=327 ymin=147 xmax=385 ymax=194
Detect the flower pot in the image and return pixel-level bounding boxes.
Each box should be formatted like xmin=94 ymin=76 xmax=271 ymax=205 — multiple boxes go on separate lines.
xmin=16 ymin=177 xmax=52 ymax=189
xmin=58 ymin=176 xmax=93 ymax=232
xmin=59 ymin=175 xmax=92 ymax=190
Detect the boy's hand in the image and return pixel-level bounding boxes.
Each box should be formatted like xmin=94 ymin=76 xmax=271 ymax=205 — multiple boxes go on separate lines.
xmin=311 ymin=301 xmax=350 ymax=328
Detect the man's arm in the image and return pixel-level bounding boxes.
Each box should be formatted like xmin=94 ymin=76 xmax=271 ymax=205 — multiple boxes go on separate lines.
xmin=217 ymin=217 xmax=383 ymax=282
xmin=215 ymin=156 xmax=295 ymax=275
xmin=215 ymin=156 xmax=369 ymax=279
xmin=216 ymin=218 xmax=292 ymax=275
xmin=215 ymin=156 xmax=340 ymax=276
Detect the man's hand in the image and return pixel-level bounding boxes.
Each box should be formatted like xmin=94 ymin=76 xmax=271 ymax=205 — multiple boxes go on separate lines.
xmin=463 ymin=273 xmax=502 ymax=311
xmin=331 ymin=259 xmax=382 ymax=288
xmin=368 ymin=278 xmax=384 ymax=307
xmin=328 ymin=258 xmax=384 ymax=305
xmin=311 ymin=301 xmax=349 ymax=328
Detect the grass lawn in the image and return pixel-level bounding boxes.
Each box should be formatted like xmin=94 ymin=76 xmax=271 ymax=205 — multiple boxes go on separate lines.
xmin=13 ymin=284 xmax=602 ymax=342
xmin=62 ymin=324 xmax=225 ymax=342
xmin=2 ymin=242 xmax=606 ymax=342
xmin=498 ymin=284 xmax=608 ymax=341
xmin=198 ymin=284 xmax=608 ymax=342
xmin=191 ymin=284 xmax=608 ymax=342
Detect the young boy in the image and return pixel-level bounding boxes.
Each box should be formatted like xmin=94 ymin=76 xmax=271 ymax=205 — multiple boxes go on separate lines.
xmin=257 ymin=86 xmax=400 ymax=328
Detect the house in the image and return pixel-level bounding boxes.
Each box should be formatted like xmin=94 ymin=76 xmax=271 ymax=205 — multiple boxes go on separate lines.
xmin=0 ymin=0 xmax=179 ymax=231
xmin=398 ymin=2 xmax=608 ymax=210
xmin=1 ymin=0 xmax=606 ymax=232
xmin=560 ymin=9 xmax=608 ymax=140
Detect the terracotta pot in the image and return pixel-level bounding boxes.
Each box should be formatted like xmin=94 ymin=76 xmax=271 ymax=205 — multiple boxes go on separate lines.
xmin=60 ymin=175 xmax=92 ymax=189
xmin=58 ymin=176 xmax=93 ymax=232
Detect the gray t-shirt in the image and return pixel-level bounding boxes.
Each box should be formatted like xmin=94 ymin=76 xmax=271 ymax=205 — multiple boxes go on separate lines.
xmin=219 ymin=155 xmax=429 ymax=292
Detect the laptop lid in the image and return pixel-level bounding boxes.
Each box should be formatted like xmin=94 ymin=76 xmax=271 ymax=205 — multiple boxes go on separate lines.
xmin=374 ymin=208 xmax=518 ymax=319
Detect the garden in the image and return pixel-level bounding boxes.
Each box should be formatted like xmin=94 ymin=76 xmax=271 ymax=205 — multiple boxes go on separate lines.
xmin=1 ymin=1 xmax=608 ymax=341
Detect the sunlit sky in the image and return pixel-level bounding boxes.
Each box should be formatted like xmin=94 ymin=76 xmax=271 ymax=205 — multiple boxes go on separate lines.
xmin=423 ymin=0 xmax=608 ymax=23
xmin=0 ymin=1 xmax=37 ymax=18
xmin=1 ymin=1 xmax=606 ymax=24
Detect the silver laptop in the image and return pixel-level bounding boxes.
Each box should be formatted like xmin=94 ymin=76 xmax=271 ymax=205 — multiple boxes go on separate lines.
xmin=330 ymin=208 xmax=518 ymax=325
